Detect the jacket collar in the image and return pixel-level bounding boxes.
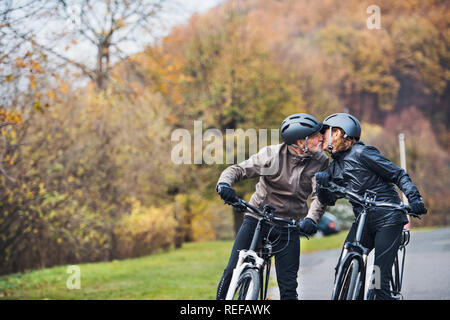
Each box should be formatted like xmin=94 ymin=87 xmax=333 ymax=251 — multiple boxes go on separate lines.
xmin=330 ymin=149 xmax=348 ymax=160
xmin=331 ymin=141 xmax=365 ymax=160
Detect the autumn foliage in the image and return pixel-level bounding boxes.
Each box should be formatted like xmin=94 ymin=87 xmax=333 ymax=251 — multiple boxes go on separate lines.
xmin=0 ymin=0 xmax=448 ymax=274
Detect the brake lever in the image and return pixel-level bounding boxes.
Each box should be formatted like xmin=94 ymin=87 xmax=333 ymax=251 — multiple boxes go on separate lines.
xmin=294 ymin=224 xmax=310 ymax=240
xmin=403 ymin=205 xmax=422 ymax=220
xmin=409 ymin=213 xmax=422 ymax=220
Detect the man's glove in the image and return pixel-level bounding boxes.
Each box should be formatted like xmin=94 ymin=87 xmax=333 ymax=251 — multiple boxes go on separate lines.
xmin=216 ymin=182 xmax=237 ymax=202
xmin=299 ymin=218 xmax=318 ymax=236
xmin=315 ymin=171 xmax=330 ymax=188
xmin=409 ymin=200 xmax=427 ymax=215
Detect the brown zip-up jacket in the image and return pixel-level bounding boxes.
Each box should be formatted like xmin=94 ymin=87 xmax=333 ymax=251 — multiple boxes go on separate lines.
xmin=217 ymin=143 xmax=329 ymax=222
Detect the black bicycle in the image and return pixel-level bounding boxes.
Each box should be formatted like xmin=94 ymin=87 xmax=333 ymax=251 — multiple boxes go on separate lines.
xmin=321 ymin=181 xmax=420 ymax=300
xmin=223 ymin=198 xmax=309 ymax=300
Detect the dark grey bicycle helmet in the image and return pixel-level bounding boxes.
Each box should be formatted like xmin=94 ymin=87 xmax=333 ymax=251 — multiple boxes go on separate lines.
xmin=321 ymin=113 xmax=361 ymax=140
xmin=321 ymin=113 xmax=361 ymax=152
xmin=280 ymin=113 xmax=322 ymax=152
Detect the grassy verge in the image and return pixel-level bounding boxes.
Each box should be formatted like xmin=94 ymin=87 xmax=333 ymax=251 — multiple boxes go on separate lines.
xmin=0 ymin=230 xmax=357 ymax=300
xmin=0 ymin=241 xmax=234 ymax=300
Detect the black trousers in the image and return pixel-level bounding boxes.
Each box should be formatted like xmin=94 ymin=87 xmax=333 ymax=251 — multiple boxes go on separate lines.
xmin=340 ymin=221 xmax=405 ymax=300
xmin=216 ymin=215 xmax=300 ymax=300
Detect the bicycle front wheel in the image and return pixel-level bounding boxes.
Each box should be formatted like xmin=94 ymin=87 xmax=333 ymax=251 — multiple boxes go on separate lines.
xmin=230 ymin=268 xmax=260 ymax=300
xmin=332 ymin=258 xmax=362 ymax=300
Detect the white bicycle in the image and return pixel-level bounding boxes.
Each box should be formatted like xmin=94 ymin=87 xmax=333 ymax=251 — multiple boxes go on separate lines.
xmin=224 ymin=198 xmax=309 ymax=300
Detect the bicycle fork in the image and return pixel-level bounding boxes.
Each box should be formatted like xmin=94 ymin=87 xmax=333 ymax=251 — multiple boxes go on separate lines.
xmin=336 ymin=209 xmax=370 ymax=274
xmin=225 ymin=249 xmax=265 ymax=300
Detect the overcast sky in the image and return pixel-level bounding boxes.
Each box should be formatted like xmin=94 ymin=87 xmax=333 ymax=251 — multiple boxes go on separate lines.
xmin=0 ymin=0 xmax=226 ymax=97
xmin=53 ymin=0 xmax=225 ymax=66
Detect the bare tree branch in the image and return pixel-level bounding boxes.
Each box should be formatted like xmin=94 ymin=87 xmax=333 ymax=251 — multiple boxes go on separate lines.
xmin=2 ymin=0 xmax=185 ymax=90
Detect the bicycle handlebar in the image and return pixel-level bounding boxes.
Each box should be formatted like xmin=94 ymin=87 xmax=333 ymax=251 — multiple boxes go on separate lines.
xmin=224 ymin=198 xmax=311 ymax=239
xmin=321 ymin=181 xmax=421 ymax=219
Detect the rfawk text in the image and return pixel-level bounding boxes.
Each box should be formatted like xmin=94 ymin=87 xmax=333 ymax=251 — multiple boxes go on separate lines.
xmin=179 ymin=304 xmax=271 ymax=317
xmin=224 ymin=304 xmax=271 ymax=315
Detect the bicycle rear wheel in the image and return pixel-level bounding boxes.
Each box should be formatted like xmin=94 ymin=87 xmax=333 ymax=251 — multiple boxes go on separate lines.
xmin=332 ymin=258 xmax=362 ymax=300
xmin=230 ymin=268 xmax=260 ymax=300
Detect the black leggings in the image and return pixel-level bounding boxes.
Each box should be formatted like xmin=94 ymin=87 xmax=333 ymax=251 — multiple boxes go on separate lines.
xmin=339 ymin=222 xmax=404 ymax=300
xmin=216 ymin=215 xmax=300 ymax=300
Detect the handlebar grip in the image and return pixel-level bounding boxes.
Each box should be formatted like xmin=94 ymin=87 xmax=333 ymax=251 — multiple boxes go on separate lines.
xmin=296 ymin=226 xmax=310 ymax=239
xmin=294 ymin=222 xmax=310 ymax=240
xmin=224 ymin=198 xmax=246 ymax=210
xmin=408 ymin=212 xmax=422 ymax=219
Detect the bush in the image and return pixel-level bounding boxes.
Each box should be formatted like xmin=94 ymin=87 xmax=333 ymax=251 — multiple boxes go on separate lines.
xmin=114 ymin=199 xmax=177 ymax=259
xmin=172 ymin=193 xmax=234 ymax=244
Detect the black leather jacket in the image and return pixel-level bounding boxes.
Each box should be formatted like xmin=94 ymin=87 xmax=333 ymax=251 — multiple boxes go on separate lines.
xmin=318 ymin=142 xmax=422 ymax=227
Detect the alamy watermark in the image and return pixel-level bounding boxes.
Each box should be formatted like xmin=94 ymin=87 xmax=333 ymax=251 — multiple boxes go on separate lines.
xmin=171 ymin=121 xmax=281 ymax=175
xmin=65 ymin=5 xmax=81 ymax=31
xmin=66 ymin=265 xmax=81 ymax=290
xmin=368 ymin=265 xmax=381 ymax=290
xmin=367 ymin=5 xmax=381 ymax=30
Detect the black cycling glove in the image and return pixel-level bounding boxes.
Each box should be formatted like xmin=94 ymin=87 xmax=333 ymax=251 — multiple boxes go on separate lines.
xmin=410 ymin=200 xmax=427 ymax=215
xmin=216 ymin=182 xmax=237 ymax=202
xmin=299 ymin=218 xmax=318 ymax=236
xmin=315 ymin=171 xmax=330 ymax=187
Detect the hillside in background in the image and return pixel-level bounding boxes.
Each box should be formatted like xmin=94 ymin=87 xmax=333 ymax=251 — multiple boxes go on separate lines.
xmin=161 ymin=0 xmax=449 ymax=139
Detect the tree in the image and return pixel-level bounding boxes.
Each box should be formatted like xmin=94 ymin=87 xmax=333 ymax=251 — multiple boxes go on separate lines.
xmin=371 ymin=107 xmax=450 ymax=226
xmin=3 ymin=0 xmax=179 ymax=89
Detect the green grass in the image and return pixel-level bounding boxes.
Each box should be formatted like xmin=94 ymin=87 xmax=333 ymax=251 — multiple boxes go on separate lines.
xmin=301 ymin=231 xmax=347 ymax=253
xmin=0 ymin=241 xmax=233 ymax=300
xmin=0 ymin=232 xmax=348 ymax=300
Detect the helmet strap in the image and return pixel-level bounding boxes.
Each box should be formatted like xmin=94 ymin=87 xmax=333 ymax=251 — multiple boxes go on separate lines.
xmin=328 ymin=126 xmax=334 ymax=153
xmin=303 ymin=136 xmax=309 ymax=153
xmin=290 ymin=135 xmax=309 ymax=154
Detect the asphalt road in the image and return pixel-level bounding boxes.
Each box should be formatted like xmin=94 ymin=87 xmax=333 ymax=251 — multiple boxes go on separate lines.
xmin=268 ymin=227 xmax=450 ymax=300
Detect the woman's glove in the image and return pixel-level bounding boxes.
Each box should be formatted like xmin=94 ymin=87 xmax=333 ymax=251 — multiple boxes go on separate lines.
xmin=315 ymin=171 xmax=330 ymax=187
xmin=409 ymin=200 xmax=427 ymax=215
xmin=315 ymin=171 xmax=338 ymax=205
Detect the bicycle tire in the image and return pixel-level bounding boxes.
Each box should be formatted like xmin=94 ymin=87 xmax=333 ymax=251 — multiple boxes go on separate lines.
xmin=332 ymin=258 xmax=361 ymax=300
xmin=230 ymin=268 xmax=260 ymax=300
xmin=332 ymin=256 xmax=349 ymax=300
xmin=391 ymin=254 xmax=400 ymax=292
xmin=332 ymin=257 xmax=349 ymax=300
xmin=345 ymin=259 xmax=361 ymax=300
